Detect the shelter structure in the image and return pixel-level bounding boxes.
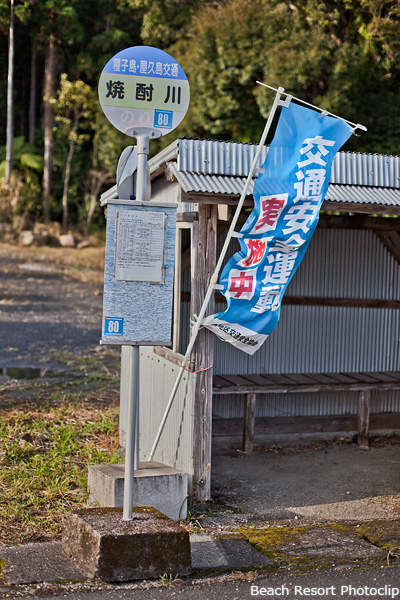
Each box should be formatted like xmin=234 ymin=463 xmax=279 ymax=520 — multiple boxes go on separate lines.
xmin=102 ymin=138 xmax=400 ymax=502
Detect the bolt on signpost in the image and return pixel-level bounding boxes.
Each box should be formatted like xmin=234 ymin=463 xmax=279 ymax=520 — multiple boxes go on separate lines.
xmin=98 ymin=46 xmax=190 ymax=521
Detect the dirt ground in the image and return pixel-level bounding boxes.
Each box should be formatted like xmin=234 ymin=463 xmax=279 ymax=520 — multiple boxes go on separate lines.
xmin=1 ymin=241 xmax=400 ymax=529
xmin=209 ymin=436 xmax=400 ymax=525
xmin=0 ymin=243 xmax=105 ymax=370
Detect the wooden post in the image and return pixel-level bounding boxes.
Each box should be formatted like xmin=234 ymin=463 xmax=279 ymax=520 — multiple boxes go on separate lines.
xmin=172 ymin=226 xmax=182 ymax=352
xmin=243 ymin=393 xmax=256 ymax=453
xmin=192 ymin=203 xmax=217 ymax=501
xmin=358 ymin=389 xmax=371 ymax=449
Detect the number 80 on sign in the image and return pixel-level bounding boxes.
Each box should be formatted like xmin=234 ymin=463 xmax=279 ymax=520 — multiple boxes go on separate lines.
xmin=104 ymin=317 xmax=124 ymax=336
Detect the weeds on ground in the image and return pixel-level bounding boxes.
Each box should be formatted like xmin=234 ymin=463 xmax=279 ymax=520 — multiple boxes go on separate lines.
xmin=0 ymin=400 xmax=120 ymax=546
xmin=160 ymin=573 xmax=182 ymax=588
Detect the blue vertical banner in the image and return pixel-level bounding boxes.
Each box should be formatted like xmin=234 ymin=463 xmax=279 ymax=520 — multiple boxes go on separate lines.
xmin=203 ymin=101 xmax=353 ymax=354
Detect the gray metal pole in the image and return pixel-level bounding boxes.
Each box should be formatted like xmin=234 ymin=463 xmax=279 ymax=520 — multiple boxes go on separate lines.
xmin=122 ymin=134 xmax=150 ymax=520
xmin=135 ymin=134 xmax=150 ymax=203
xmin=122 ymin=345 xmax=139 ymax=520
xmin=133 ymin=134 xmax=149 ymax=467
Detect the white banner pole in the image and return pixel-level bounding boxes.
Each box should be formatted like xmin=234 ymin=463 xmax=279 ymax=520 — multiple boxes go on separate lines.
xmin=148 ymin=86 xmax=285 ymax=461
xmin=256 ymin=81 xmax=367 ymax=132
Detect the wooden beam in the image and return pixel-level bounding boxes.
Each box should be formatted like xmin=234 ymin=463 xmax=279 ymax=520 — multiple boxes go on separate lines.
xmin=180 ymin=192 xmax=400 ymax=216
xmin=358 ymin=390 xmax=371 ymax=450
xmin=213 ymin=381 xmax=400 ymax=395
xmin=322 ymin=201 xmax=400 ymax=216
xmin=182 ymin=293 xmax=400 ymax=310
xmin=192 ymin=203 xmax=218 ymax=502
xmin=173 ymin=227 xmax=182 ymax=352
xmin=281 ymin=296 xmax=400 ymax=309
xmin=213 ymin=413 xmax=400 ymax=437
xmin=153 ymin=346 xmax=185 ymax=368
xmin=319 ymin=214 xmax=400 ymax=231
xmin=376 ymin=231 xmax=400 ymax=266
xmin=243 ymin=393 xmax=256 ymax=453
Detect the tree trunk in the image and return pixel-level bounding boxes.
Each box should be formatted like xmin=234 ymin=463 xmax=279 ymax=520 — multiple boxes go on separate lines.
xmin=6 ymin=0 xmax=14 ymax=183
xmin=29 ymin=38 xmax=37 ymax=146
xmin=62 ymin=138 xmax=74 ymax=231
xmin=43 ymin=35 xmax=57 ymax=224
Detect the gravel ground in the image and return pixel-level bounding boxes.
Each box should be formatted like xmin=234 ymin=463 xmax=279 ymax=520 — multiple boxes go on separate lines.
xmin=0 ymin=244 xmax=104 ymax=370
xmin=1 ymin=241 xmax=400 ymax=529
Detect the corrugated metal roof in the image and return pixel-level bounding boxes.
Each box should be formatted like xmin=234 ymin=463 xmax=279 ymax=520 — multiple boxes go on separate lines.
xmin=175 ymin=138 xmax=400 ymax=188
xmin=100 ymin=138 xmax=400 ymax=208
xmin=325 ymin=184 xmax=400 ymax=207
xmin=167 ymin=163 xmax=254 ymax=195
xmin=177 ymin=138 xmax=268 ymax=177
xmin=168 ymin=164 xmax=400 ymax=207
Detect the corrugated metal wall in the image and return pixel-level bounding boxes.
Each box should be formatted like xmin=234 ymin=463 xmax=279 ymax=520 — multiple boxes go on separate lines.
xmin=288 ymin=229 xmax=400 ymax=299
xmin=213 ymin=305 xmax=400 ymax=375
xmin=138 ymin=348 xmax=196 ymax=486
xmin=180 ymin=226 xmax=400 ymax=419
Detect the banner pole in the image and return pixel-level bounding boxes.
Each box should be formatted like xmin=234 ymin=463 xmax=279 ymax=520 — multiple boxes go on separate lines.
xmin=256 ymin=81 xmax=367 ymax=132
xmin=148 ymin=87 xmax=285 ymax=461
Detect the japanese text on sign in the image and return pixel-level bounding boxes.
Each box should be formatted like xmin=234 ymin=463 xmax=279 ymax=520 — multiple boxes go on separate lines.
xmin=114 ymin=209 xmax=166 ymax=283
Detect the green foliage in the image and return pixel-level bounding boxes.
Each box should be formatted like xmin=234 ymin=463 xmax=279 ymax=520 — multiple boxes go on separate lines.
xmin=0 ymin=136 xmax=43 ymax=181
xmin=126 ymin=0 xmax=205 ymax=49
xmin=173 ymin=0 xmax=400 ymax=151
xmin=0 ymin=137 xmax=43 ymax=225
xmin=1 ymin=0 xmax=400 ymax=229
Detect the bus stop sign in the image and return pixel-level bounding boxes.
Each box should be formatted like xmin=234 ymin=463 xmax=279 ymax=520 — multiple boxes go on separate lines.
xmin=98 ymin=46 xmax=190 ymax=138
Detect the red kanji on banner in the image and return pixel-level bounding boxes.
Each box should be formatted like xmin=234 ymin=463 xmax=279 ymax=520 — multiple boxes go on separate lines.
xmin=226 ymin=268 xmax=257 ymax=300
xmin=249 ymin=193 xmax=288 ymax=235
xmin=256 ymin=197 xmax=286 ymax=231
xmin=240 ymin=239 xmax=267 ymax=267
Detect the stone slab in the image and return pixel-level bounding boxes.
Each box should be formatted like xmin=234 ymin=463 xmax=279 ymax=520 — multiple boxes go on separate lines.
xmin=0 ymin=535 xmax=271 ymax=585
xmin=62 ymin=507 xmax=191 ymax=582
xmin=87 ymin=462 xmax=188 ymax=521
xmin=0 ymin=542 xmax=84 ymax=585
xmin=356 ymin=519 xmax=400 ymax=550
xmin=190 ymin=534 xmax=273 ymax=570
xmin=279 ymin=527 xmax=386 ymax=558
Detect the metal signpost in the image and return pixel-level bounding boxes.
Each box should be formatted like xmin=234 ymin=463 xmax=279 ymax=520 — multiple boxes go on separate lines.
xmin=98 ymin=46 xmax=190 ymax=520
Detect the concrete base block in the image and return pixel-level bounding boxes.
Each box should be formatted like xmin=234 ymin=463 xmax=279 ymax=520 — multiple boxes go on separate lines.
xmin=62 ymin=507 xmax=191 ymax=582
xmin=87 ymin=462 xmax=188 ymax=522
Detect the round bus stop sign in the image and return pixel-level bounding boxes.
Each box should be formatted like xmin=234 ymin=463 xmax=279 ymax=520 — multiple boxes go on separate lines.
xmin=98 ymin=46 xmax=190 ymax=138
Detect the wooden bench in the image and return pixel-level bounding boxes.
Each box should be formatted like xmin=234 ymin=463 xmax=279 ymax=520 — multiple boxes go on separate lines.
xmin=212 ymin=371 xmax=400 ymax=452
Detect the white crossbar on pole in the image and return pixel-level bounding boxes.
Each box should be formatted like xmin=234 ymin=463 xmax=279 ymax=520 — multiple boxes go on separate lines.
xmin=148 ymin=87 xmax=286 ymax=461
xmin=256 ymin=81 xmax=367 ymax=132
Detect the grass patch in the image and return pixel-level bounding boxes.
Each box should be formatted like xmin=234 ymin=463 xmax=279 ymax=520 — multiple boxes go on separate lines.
xmin=0 ymin=401 xmax=120 ymax=546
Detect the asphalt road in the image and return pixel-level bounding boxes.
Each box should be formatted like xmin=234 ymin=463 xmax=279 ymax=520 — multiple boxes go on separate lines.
xmin=13 ymin=567 xmax=400 ymax=600
xmin=0 ymin=247 xmax=103 ymax=369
